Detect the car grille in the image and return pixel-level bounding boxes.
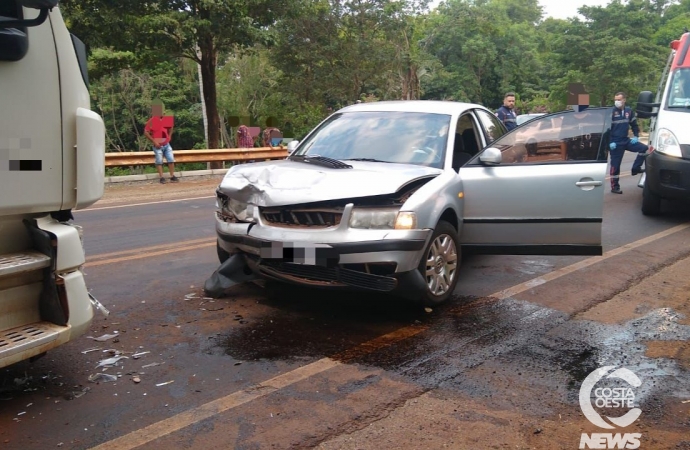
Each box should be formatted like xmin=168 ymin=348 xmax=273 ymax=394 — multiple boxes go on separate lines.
xmin=259 ymin=260 xmax=397 ymax=291
xmin=261 ymin=208 xmax=343 ymax=228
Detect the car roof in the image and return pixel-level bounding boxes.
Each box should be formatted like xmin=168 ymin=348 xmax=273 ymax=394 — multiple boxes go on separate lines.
xmin=338 ymin=100 xmax=484 ymax=115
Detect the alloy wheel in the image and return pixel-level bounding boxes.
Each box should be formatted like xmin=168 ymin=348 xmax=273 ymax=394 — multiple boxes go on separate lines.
xmin=424 ymin=233 xmax=458 ymax=296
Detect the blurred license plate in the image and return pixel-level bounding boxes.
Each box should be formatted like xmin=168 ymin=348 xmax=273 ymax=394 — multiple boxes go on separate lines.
xmin=260 ymin=242 xmax=338 ymax=266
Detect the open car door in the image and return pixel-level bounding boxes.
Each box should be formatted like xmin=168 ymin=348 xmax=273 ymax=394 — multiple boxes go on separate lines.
xmin=459 ymin=108 xmax=610 ymax=256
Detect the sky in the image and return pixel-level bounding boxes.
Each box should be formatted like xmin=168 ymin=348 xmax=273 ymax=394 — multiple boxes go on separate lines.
xmin=428 ymin=0 xmax=611 ymax=20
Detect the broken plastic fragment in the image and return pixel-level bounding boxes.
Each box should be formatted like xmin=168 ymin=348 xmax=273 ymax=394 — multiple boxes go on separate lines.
xmin=81 ymin=347 xmax=101 ymax=354
xmin=141 ymin=362 xmax=163 ymax=369
xmin=156 ymin=381 xmax=174 ymax=387
xmin=96 ymin=356 xmax=129 ymax=368
xmin=67 ymin=387 xmax=90 ymax=400
xmin=132 ymin=351 xmax=150 ymax=359
xmin=87 ymin=333 xmax=119 ymax=342
xmin=88 ymin=292 xmax=110 ymax=317
xmin=203 ymin=253 xmax=257 ymax=298
xmin=88 ymin=373 xmax=118 ymax=383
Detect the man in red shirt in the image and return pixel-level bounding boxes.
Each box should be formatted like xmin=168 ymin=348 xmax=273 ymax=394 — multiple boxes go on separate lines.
xmin=144 ymin=103 xmax=178 ymax=183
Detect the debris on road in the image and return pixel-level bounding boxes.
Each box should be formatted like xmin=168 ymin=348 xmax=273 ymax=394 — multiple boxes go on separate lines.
xmin=156 ymin=381 xmax=174 ymax=387
xmin=80 ymin=347 xmax=101 ymax=354
xmin=65 ymin=387 xmax=90 ymax=400
xmin=141 ymin=362 xmax=164 ymax=369
xmin=203 ymin=253 xmax=257 ymax=298
xmin=96 ymin=355 xmax=128 ymax=368
xmin=132 ymin=351 xmax=150 ymax=359
xmin=132 ymin=376 xmax=141 ymax=383
xmin=87 ymin=332 xmax=119 ymax=342
xmin=88 ymin=373 xmax=117 ymax=383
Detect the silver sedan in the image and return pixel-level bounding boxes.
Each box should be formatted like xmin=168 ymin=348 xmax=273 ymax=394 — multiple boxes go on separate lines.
xmin=214 ymin=101 xmax=609 ymax=305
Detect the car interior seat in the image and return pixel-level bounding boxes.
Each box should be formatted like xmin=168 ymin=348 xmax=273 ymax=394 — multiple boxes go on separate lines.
xmin=462 ymin=128 xmax=480 ymax=156
xmin=452 ymin=134 xmax=472 ymax=172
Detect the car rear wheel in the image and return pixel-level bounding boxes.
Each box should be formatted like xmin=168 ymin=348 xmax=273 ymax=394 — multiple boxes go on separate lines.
xmin=417 ymin=220 xmax=460 ymax=306
xmin=641 ymin=182 xmax=661 ymax=216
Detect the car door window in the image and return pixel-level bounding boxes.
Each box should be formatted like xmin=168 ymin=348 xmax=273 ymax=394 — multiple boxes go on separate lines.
xmin=475 ymin=109 xmax=507 ymax=145
xmin=483 ymin=108 xmax=610 ymax=164
xmin=451 ymin=114 xmax=481 ymax=171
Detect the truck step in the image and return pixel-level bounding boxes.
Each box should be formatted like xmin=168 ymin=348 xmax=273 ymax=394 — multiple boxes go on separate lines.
xmin=0 ymin=251 xmax=51 ymax=278
xmin=0 ymin=322 xmax=65 ymax=360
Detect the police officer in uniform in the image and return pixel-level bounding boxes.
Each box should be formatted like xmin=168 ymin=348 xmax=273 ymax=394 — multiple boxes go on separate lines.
xmin=497 ymin=92 xmax=518 ymax=131
xmin=609 ymin=92 xmax=648 ymax=194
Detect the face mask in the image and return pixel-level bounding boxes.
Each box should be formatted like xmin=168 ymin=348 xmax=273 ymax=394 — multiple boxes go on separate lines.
xmin=615 ymin=100 xmax=624 ymax=108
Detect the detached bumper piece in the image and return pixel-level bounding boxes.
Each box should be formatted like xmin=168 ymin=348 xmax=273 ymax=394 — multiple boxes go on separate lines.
xmin=255 ymin=258 xmax=398 ymax=292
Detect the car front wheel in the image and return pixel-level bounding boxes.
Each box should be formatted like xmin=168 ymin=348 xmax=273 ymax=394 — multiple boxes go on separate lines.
xmin=417 ymin=220 xmax=460 ymax=306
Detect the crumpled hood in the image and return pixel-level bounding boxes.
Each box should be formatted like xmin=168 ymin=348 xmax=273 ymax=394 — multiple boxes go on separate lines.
xmin=218 ymin=159 xmax=442 ymax=206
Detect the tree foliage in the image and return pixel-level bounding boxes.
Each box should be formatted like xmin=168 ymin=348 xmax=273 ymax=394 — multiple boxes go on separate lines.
xmin=60 ymin=0 xmax=690 ymax=150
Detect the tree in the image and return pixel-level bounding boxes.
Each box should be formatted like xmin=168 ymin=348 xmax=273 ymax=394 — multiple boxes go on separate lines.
xmin=62 ymin=0 xmax=291 ymax=150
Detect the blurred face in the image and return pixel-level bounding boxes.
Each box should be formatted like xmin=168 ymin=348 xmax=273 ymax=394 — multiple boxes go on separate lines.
xmin=504 ymin=96 xmax=516 ymax=109
xmin=614 ymin=94 xmax=626 ymax=109
xmin=152 ymin=104 xmax=163 ymax=116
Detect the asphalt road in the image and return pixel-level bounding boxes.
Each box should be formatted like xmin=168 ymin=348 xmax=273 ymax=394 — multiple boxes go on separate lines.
xmin=1 ymin=156 xmax=689 ymax=449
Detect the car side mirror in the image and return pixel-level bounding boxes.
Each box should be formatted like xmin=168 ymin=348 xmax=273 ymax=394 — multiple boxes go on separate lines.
xmin=286 ymin=140 xmax=300 ymax=153
xmin=479 ymin=147 xmax=502 ymax=165
xmin=636 ymin=90 xmax=659 ymax=119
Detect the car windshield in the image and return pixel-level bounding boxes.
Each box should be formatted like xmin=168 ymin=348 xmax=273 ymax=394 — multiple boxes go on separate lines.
xmin=292 ymin=111 xmax=451 ymax=169
xmin=667 ymin=68 xmax=690 ymax=110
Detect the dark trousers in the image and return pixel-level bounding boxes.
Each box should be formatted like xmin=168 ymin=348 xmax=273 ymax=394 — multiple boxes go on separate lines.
xmin=609 ymin=140 xmax=648 ymax=190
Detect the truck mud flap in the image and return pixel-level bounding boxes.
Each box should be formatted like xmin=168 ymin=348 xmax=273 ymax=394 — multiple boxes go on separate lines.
xmin=23 ymin=219 xmax=68 ymax=326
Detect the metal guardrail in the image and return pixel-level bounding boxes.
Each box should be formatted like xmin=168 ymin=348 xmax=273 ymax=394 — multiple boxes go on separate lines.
xmin=104 ymin=147 xmax=288 ymax=167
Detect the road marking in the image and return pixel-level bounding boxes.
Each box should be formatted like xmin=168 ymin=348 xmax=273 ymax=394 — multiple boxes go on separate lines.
xmin=85 ymin=237 xmax=213 ymax=263
xmin=89 ymin=358 xmax=341 ymax=450
xmin=84 ymin=241 xmax=214 ymax=267
xmin=89 ymin=221 xmax=690 ymax=449
xmin=487 ymin=221 xmax=690 ymax=302
xmin=81 ymin=195 xmax=215 ymax=212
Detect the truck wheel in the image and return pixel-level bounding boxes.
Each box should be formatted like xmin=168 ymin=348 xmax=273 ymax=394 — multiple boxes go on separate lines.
xmin=217 ymin=241 xmax=230 ymax=263
xmin=641 ymin=182 xmax=662 ymax=216
xmin=417 ymin=220 xmax=460 ymax=306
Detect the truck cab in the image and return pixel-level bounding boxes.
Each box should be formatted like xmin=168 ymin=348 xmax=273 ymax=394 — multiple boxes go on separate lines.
xmin=636 ymin=32 xmax=690 ymax=215
xmin=0 ymin=0 xmax=105 ymax=367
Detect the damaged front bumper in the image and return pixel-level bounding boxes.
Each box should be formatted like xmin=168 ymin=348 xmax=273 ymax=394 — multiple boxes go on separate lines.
xmin=215 ymin=204 xmax=432 ymax=297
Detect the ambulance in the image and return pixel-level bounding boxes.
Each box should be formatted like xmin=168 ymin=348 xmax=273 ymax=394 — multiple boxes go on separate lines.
xmin=636 ymin=32 xmax=690 ymax=215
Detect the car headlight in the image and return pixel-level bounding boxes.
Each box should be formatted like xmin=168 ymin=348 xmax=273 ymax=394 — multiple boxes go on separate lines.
xmin=349 ymin=208 xmax=398 ymax=229
xmin=394 ymin=211 xmax=417 ymax=230
xmin=656 ymin=128 xmax=683 ymax=158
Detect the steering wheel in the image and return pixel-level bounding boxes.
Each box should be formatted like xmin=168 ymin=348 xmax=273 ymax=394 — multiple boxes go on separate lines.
xmin=412 ymin=146 xmax=441 ymax=164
